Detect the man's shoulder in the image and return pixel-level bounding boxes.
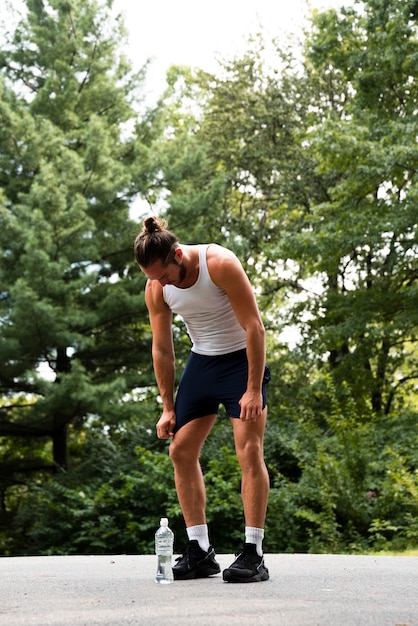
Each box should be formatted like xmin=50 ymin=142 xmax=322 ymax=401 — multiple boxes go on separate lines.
xmin=145 ymin=278 xmax=167 ymax=309
xmin=206 ymin=242 xmax=237 ymax=260
xmin=206 ymin=244 xmax=243 ymax=286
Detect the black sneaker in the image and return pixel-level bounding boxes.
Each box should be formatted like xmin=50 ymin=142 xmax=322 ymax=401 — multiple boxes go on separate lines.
xmin=223 ymin=543 xmax=269 ymax=583
xmin=172 ymin=540 xmax=221 ymax=580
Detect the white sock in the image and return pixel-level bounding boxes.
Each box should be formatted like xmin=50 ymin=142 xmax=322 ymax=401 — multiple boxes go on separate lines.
xmin=245 ymin=526 xmax=264 ymax=557
xmin=187 ymin=524 xmax=210 ymax=552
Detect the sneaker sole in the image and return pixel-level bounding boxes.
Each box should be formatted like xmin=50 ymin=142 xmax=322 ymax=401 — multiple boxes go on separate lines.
xmin=222 ymin=568 xmax=269 ymax=583
xmin=173 ymin=564 xmax=221 ymax=580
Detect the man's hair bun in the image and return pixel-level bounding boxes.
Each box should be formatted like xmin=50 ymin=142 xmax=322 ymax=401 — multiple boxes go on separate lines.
xmin=143 ymin=216 xmax=167 ymax=234
xmin=134 ymin=216 xmax=178 ymax=268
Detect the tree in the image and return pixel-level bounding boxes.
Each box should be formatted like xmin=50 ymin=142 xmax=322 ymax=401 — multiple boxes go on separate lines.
xmin=146 ymin=1 xmax=418 ymax=552
xmin=269 ymin=0 xmax=418 ymax=550
xmin=0 ymin=0 xmax=158 ymax=548
xmin=2 ymin=0 xmax=417 ymax=556
xmin=292 ymin=0 xmax=418 ymax=415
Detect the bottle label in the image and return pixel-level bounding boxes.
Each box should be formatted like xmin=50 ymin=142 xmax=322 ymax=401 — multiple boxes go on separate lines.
xmin=156 ymin=537 xmax=173 ymax=553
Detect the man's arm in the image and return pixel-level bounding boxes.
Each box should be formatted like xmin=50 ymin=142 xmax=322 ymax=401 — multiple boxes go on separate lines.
xmin=145 ymin=279 xmax=176 ymax=438
xmin=208 ymin=246 xmax=266 ymax=422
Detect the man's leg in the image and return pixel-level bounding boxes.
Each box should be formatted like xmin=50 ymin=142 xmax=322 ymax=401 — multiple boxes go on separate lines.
xmin=169 ymin=414 xmax=221 ymax=580
xmin=169 ymin=414 xmax=217 ymax=527
xmin=223 ymin=408 xmax=270 ymax=583
xmin=231 ymin=407 xmax=269 ymax=529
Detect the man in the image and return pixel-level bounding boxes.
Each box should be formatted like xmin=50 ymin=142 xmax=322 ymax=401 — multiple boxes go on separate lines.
xmin=134 ymin=216 xmax=270 ymax=583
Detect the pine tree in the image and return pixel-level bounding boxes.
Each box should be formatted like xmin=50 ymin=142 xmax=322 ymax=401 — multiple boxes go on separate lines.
xmin=0 ymin=1 xmax=154 ymax=485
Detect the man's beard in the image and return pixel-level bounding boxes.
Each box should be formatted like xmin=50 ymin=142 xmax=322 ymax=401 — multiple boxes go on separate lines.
xmin=177 ymin=261 xmax=187 ymax=285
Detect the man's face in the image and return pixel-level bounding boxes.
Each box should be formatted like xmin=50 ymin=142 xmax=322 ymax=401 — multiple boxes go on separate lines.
xmin=141 ymin=251 xmax=186 ymax=287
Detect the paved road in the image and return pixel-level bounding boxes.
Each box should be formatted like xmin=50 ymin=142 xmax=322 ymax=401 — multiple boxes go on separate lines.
xmin=0 ymin=553 xmax=417 ymax=625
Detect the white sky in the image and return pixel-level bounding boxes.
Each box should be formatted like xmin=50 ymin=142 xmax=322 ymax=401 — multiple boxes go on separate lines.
xmin=114 ymin=0 xmax=349 ymax=100
xmin=114 ymin=0 xmax=350 ymax=222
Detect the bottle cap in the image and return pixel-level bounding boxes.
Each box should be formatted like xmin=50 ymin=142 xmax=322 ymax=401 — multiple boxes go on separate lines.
xmin=160 ymin=517 xmax=169 ymax=526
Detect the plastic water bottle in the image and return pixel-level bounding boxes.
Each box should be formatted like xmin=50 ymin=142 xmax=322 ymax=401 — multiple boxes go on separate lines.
xmin=155 ymin=517 xmax=174 ymax=584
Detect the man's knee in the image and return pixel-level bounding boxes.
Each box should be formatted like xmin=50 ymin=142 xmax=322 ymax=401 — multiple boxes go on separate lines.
xmin=169 ymin=435 xmax=196 ymax=467
xmin=169 ymin=437 xmax=182 ymax=464
xmin=236 ymin=439 xmax=265 ymax=469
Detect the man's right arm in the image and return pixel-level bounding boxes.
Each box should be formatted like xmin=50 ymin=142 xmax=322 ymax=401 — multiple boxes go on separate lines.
xmin=145 ymin=280 xmax=176 ymax=438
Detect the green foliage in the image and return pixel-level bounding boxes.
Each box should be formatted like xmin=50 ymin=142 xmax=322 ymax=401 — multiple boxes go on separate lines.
xmin=6 ymin=422 xmax=182 ymax=555
xmin=0 ymin=0 xmax=417 ymax=557
xmin=204 ymin=446 xmax=244 ymax=552
xmin=271 ymin=378 xmax=418 ymax=554
xmin=0 ymin=0 xmax=158 ymax=549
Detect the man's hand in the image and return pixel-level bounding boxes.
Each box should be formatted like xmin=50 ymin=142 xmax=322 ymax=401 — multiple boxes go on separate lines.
xmin=156 ymin=409 xmax=176 ymax=439
xmin=239 ymin=390 xmax=263 ymax=422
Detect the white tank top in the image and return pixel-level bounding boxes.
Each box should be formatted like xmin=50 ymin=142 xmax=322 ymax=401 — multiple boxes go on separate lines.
xmin=163 ymin=244 xmax=247 ymax=356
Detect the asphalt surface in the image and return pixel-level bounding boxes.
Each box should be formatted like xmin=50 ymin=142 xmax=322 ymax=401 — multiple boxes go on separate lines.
xmin=0 ymin=553 xmax=417 ymax=625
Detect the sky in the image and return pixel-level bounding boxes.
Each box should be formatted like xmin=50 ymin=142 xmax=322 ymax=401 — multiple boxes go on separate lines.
xmin=113 ymin=0 xmax=349 ymax=101
xmin=111 ymin=0 xmax=350 ymax=223
xmin=111 ymin=1 xmax=348 ymax=348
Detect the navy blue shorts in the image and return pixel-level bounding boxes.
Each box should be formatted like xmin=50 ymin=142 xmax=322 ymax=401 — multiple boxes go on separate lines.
xmin=174 ymin=349 xmax=271 ymax=432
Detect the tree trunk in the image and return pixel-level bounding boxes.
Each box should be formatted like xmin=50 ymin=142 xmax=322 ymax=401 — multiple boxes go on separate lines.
xmin=52 ymin=347 xmax=71 ymax=470
xmin=52 ymin=423 xmax=67 ymax=470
